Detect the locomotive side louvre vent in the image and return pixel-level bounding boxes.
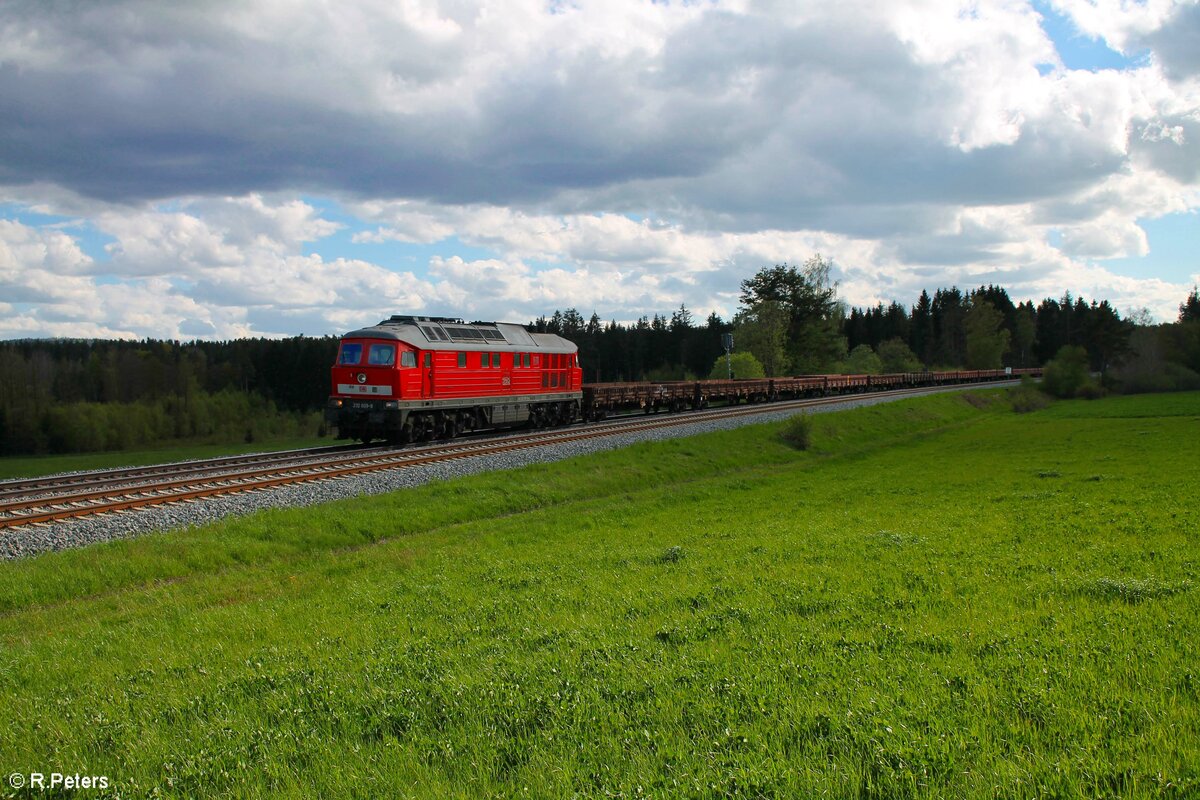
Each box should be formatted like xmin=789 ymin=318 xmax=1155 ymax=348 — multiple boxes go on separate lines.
xmin=445 ymin=326 xmax=487 ymax=341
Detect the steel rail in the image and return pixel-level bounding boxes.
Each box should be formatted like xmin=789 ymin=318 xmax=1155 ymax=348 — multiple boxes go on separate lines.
xmin=0 ymin=380 xmax=1021 ymax=530
xmin=0 ymin=442 xmax=388 ymax=500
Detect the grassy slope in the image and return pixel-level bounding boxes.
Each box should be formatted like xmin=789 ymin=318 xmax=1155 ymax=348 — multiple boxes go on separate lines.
xmin=0 ymin=391 xmax=1196 ymax=799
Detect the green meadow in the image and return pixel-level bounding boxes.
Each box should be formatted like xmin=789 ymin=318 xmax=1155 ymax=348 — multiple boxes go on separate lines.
xmin=0 ymin=390 xmax=1196 ymax=798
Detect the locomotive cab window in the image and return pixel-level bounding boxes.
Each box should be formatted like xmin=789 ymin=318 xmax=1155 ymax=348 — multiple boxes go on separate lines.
xmin=367 ymin=344 xmax=395 ymax=366
xmin=338 ymin=343 xmax=362 ymax=364
xmin=423 ymin=353 xmax=432 ymax=368
xmin=457 ymin=352 xmax=466 ymax=368
xmin=400 ymin=351 xmax=416 ymax=368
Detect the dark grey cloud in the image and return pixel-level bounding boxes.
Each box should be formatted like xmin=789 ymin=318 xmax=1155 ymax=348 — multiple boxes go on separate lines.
xmin=889 ymin=235 xmax=1015 ymax=268
xmin=0 ymin=0 xmax=1195 ymax=272
xmin=1129 ymin=115 xmax=1200 ymax=184
xmin=1139 ymin=2 xmax=1200 ymax=81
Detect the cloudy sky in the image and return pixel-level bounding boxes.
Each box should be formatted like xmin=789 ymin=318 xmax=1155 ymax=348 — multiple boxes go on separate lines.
xmin=1 ymin=0 xmax=1197 ymax=340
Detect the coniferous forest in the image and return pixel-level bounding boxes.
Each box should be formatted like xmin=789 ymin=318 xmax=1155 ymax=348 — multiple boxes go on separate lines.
xmin=2 ymin=260 xmax=1198 ymax=456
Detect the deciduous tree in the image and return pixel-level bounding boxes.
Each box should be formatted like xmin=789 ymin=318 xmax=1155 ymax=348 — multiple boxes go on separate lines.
xmin=964 ymin=299 xmax=1011 ymax=369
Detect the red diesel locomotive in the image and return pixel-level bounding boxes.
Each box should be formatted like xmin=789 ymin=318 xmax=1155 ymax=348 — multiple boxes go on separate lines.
xmin=326 ymin=315 xmax=583 ymax=443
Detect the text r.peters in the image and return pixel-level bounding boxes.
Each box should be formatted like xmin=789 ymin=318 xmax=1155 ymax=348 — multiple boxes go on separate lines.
xmin=22 ymin=773 xmax=109 ymax=790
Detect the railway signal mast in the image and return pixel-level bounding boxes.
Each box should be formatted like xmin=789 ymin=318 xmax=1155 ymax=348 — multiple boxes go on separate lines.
xmin=722 ymin=333 xmax=734 ymax=380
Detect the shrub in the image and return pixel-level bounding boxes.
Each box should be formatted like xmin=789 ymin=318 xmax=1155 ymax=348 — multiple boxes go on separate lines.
xmin=842 ymin=344 xmax=882 ymax=375
xmin=877 ymin=338 xmax=921 ymax=373
xmin=1009 ymin=377 xmax=1050 ymax=413
xmin=780 ymin=414 xmax=813 ymax=450
xmin=708 ymin=351 xmax=766 ymax=380
xmin=1117 ymin=361 xmax=1200 ymax=394
xmin=1041 ymin=345 xmax=1095 ymax=398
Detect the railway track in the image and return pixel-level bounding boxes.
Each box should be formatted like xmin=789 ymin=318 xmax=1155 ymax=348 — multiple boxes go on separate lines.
xmin=0 ymin=442 xmax=390 ymax=501
xmin=0 ymin=381 xmax=1021 ymax=531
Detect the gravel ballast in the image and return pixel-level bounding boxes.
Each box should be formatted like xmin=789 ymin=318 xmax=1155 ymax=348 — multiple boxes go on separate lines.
xmin=0 ymin=387 xmax=996 ymax=561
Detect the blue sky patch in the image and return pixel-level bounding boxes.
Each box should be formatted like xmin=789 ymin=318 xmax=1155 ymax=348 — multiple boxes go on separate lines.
xmin=1034 ymin=0 xmax=1150 ymax=71
xmin=1100 ymin=212 xmax=1200 ymax=285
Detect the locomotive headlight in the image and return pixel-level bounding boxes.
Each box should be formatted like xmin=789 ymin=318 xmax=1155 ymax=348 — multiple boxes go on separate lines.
xmin=384 ymin=400 xmax=399 ymax=409
xmin=334 ymin=399 xmax=343 ymax=407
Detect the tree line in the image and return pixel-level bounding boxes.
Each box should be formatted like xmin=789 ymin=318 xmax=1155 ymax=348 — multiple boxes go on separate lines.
xmin=0 ymin=337 xmax=337 ymax=456
xmin=534 ymin=256 xmax=1186 ymax=385
xmin=2 ymin=263 xmax=1197 ymax=455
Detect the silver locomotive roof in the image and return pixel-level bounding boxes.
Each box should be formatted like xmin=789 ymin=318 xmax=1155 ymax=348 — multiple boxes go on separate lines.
xmin=342 ymin=315 xmax=577 ymax=353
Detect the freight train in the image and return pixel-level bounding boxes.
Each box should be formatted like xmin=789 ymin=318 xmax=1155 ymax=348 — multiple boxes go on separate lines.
xmin=326 ymin=315 xmax=1039 ymax=443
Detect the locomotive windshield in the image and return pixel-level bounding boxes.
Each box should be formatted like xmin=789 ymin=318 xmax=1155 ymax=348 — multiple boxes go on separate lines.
xmin=368 ymin=344 xmax=396 ymax=366
xmin=338 ymin=343 xmax=362 ymax=364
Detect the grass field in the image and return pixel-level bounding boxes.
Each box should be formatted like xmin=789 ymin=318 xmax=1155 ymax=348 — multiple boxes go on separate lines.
xmin=0 ymin=435 xmax=333 ymax=481
xmin=0 ymin=390 xmax=1196 ymax=798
